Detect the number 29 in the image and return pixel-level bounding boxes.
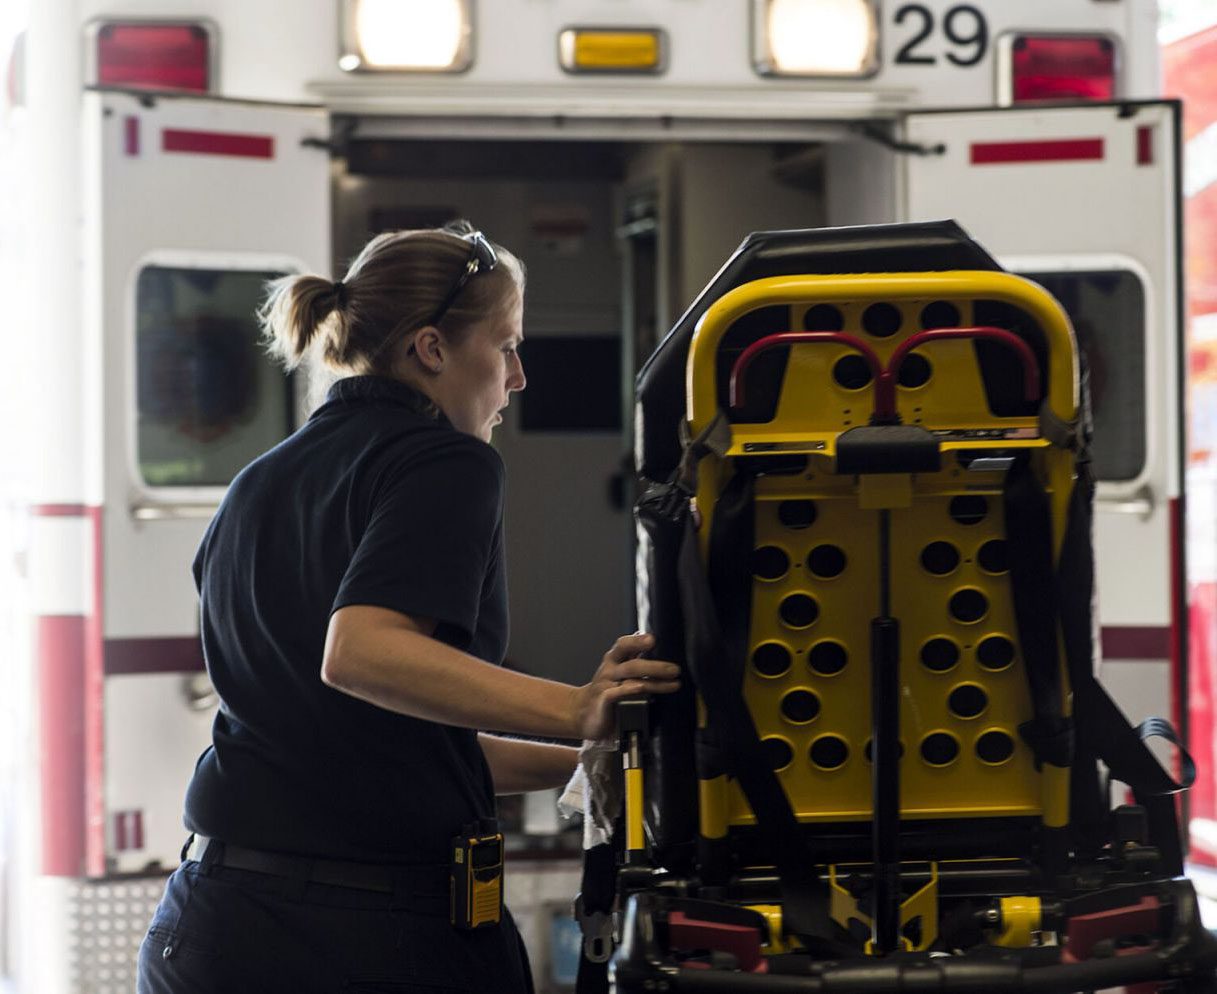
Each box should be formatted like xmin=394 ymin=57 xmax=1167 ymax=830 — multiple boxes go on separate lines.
xmin=894 ymin=3 xmax=989 ymax=68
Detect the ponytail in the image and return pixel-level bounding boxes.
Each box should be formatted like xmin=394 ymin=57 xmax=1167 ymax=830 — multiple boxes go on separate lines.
xmin=259 ymin=274 xmax=347 ymax=370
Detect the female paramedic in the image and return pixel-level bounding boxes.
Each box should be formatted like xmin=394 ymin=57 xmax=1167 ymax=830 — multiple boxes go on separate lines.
xmin=136 ymin=222 xmax=681 ymax=994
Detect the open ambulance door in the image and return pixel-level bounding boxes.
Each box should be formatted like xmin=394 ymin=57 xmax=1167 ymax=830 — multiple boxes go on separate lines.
xmin=75 ymin=89 xmax=330 ymax=884
xmin=898 ymin=101 xmax=1185 ymax=773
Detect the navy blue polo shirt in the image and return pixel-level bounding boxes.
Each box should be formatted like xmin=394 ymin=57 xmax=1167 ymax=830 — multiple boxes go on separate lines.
xmin=184 ymin=375 xmax=507 ymax=864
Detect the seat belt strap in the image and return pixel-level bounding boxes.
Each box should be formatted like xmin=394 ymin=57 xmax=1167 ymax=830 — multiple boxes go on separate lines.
xmin=678 ymin=480 xmax=843 ymax=954
xmin=1002 ymin=456 xmax=1073 ymax=768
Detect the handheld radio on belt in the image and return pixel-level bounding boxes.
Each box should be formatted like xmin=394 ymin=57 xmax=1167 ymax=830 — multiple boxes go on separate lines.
xmin=450 ymin=818 xmax=504 ymax=929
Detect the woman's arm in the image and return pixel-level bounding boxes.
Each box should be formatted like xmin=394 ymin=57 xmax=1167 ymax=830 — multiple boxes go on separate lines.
xmin=321 ymin=604 xmax=680 ymax=740
xmin=478 ymin=734 xmax=578 ymax=794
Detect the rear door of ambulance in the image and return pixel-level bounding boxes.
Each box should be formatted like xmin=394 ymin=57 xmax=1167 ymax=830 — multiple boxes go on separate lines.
xmin=899 ymin=102 xmax=1184 ymax=734
xmin=83 ymin=89 xmax=329 ymax=875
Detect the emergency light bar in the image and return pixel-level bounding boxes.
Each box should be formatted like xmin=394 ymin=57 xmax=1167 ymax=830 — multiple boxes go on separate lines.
xmin=340 ymin=0 xmax=473 ymax=73
xmin=91 ymin=22 xmax=213 ymax=92
xmin=1002 ymin=35 xmax=1117 ymax=105
xmin=753 ymin=0 xmax=879 ymax=77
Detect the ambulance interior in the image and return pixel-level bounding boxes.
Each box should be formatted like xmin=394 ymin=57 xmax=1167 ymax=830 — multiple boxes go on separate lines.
xmin=329 ymin=137 xmax=829 ymax=691
xmin=325 ymin=132 xmax=1146 ymax=705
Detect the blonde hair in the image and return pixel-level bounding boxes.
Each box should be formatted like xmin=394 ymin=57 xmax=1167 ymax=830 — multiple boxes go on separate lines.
xmin=259 ymin=225 xmax=526 ymax=376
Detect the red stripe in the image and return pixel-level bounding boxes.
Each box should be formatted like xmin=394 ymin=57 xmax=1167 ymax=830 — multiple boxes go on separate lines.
xmin=85 ymin=506 xmax=105 ymax=876
xmin=30 ymin=503 xmax=89 ymax=517
xmin=105 ymin=636 xmax=205 ymax=675
xmin=125 ymin=115 xmax=140 ymax=157
xmin=37 ymin=616 xmax=88 ymax=875
xmin=970 ymin=138 xmax=1105 ymax=165
xmin=1137 ymin=125 xmax=1154 ymax=166
xmin=1170 ymin=497 xmax=1184 ymax=752
xmin=1101 ymin=625 xmax=1172 ymax=660
xmin=114 ymin=810 xmax=144 ymax=851
xmin=162 ymin=128 xmax=274 ymax=159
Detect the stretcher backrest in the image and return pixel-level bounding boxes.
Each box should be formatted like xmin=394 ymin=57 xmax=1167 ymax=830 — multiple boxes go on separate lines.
xmin=687 ymin=273 xmax=1077 ymax=837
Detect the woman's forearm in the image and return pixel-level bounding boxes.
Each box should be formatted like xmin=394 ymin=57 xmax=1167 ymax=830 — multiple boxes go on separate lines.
xmin=322 ymin=604 xmax=582 ymax=739
xmin=478 ymin=734 xmax=578 ymax=794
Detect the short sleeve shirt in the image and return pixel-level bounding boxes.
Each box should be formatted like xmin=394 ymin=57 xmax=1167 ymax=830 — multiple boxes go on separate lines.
xmin=184 ymin=375 xmax=508 ymax=863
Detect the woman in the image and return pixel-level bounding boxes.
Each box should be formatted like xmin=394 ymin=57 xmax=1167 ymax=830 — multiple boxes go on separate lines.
xmin=136 ymin=222 xmax=681 ymax=994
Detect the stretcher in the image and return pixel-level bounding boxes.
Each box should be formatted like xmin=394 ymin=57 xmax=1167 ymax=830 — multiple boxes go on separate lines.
xmin=582 ymin=221 xmax=1217 ymax=993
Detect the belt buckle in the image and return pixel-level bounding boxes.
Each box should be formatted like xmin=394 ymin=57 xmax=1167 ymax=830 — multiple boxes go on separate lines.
xmin=573 ymin=893 xmax=613 ymax=963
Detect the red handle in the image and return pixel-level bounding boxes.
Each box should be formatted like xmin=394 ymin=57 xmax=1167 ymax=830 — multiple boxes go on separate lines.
xmin=729 ymin=332 xmax=882 ymax=409
xmin=876 ymin=327 xmax=1040 ymax=421
xmin=728 ymin=325 xmax=1041 ymax=424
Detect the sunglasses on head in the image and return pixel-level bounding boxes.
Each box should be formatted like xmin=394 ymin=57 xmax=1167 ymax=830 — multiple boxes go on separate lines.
xmin=427 ymin=227 xmax=499 ymax=328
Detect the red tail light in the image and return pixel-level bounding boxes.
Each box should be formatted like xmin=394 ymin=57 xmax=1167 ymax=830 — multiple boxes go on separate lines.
xmin=95 ymin=23 xmax=212 ymax=93
xmin=1010 ymin=36 xmax=1116 ymax=104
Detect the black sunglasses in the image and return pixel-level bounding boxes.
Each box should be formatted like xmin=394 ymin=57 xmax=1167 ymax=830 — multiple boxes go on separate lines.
xmin=427 ymin=229 xmax=498 ymax=327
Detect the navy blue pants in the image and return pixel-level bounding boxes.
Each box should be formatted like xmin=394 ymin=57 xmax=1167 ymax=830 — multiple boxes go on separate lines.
xmin=136 ymin=853 xmax=534 ymax=994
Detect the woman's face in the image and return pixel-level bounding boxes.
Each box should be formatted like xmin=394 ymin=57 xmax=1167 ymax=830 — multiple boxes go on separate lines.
xmin=438 ymin=291 xmax=526 ymax=442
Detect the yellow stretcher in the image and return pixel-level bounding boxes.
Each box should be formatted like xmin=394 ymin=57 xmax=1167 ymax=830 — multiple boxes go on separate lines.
xmin=597 ymin=222 xmax=1215 ymax=993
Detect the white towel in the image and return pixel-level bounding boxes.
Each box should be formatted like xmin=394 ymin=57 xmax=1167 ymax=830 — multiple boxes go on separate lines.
xmin=557 ymin=739 xmax=623 ymax=849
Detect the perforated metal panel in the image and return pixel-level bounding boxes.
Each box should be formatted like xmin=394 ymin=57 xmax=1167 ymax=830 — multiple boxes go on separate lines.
xmin=692 ymin=284 xmax=1076 ymax=831
xmin=67 ymin=876 xmax=166 ymax=994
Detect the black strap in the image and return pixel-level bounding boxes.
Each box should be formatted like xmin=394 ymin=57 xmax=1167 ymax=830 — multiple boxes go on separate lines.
xmin=1003 ymin=456 xmax=1072 ymax=768
xmin=678 ymin=483 xmax=844 ymax=955
xmin=1051 ymin=450 xmax=1190 ymax=871
xmin=1073 ymin=679 xmax=1189 ymax=874
xmin=574 ymin=843 xmax=616 ymax=994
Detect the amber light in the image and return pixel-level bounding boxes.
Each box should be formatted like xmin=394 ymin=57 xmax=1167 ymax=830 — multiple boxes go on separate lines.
xmin=1011 ymin=36 xmax=1115 ymax=104
xmin=96 ymin=23 xmax=211 ymax=92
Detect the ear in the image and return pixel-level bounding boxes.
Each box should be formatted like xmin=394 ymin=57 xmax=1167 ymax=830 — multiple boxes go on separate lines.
xmin=411 ymin=326 xmax=445 ymax=373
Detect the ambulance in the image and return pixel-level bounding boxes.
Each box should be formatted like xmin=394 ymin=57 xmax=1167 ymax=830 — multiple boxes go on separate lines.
xmin=0 ymin=1 xmax=1188 ymax=991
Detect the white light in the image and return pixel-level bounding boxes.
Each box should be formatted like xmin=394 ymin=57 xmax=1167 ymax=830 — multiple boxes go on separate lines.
xmin=765 ymin=0 xmax=876 ymax=75
xmin=338 ymin=53 xmax=362 ymax=72
xmin=352 ymin=0 xmax=468 ymax=70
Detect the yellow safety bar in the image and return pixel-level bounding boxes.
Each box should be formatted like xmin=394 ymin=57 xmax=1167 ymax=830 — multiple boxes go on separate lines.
xmin=686 ymin=271 xmax=1078 ymax=436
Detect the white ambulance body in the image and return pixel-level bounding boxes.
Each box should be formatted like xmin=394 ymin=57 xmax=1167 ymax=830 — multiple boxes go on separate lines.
xmin=4 ymin=1 xmax=1185 ymax=991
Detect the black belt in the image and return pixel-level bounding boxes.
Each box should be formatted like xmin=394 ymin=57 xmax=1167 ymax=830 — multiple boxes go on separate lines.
xmin=184 ymin=835 xmax=448 ymax=896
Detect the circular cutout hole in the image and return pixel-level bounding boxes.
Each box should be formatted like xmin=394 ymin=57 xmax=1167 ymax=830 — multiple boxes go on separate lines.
xmin=781 ymin=690 xmax=821 ymax=724
xmin=809 ymin=641 xmax=848 ymax=676
xmin=862 ymin=302 xmax=903 ymax=338
xmin=804 ymin=304 xmax=845 ymax=332
xmin=921 ymin=732 xmax=960 ymax=767
xmin=780 ymin=594 xmax=819 ymax=628
xmin=761 ymin=737 xmax=794 ymax=771
xmin=807 ymin=544 xmax=847 ymax=579
xmin=977 ymin=636 xmax=1016 ymax=671
xmin=949 ymin=588 xmax=989 ymax=624
xmin=920 ymin=541 xmax=960 ymax=576
xmin=948 ymin=684 xmax=989 ymax=719
xmin=920 ymin=637 xmax=960 ymax=672
xmin=751 ymin=545 xmax=790 ymax=581
xmin=977 ymin=540 xmax=1009 ymax=575
xmin=920 ymin=301 xmax=961 ymax=329
xmin=976 ymin=730 xmax=1016 ymax=765
xmin=752 ymin=642 xmax=792 ymax=678
xmin=898 ymin=353 xmax=932 ymax=389
xmin=833 ymin=355 xmax=873 ymax=391
xmin=863 ymin=739 xmax=905 ymax=763
xmin=949 ymin=495 xmax=989 ymax=525
xmin=779 ymin=500 xmax=817 ymax=530
xmin=809 ymin=735 xmax=850 ymax=770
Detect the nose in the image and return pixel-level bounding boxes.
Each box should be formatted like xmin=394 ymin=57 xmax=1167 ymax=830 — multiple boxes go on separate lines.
xmin=508 ymin=353 xmax=526 ymax=392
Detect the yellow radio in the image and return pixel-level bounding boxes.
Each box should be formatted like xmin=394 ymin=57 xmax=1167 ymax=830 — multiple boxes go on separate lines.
xmin=450 ymin=819 xmax=504 ymax=930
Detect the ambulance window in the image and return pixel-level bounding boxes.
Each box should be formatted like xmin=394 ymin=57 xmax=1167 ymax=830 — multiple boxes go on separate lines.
xmin=135 ymin=265 xmax=292 ymax=487
xmin=1017 ymin=270 xmax=1146 ymax=482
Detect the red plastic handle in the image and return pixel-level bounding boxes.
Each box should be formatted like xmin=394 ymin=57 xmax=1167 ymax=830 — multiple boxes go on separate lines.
xmin=727 ymin=325 xmax=1041 ymax=424
xmin=728 ymin=332 xmax=882 ymax=409
xmin=876 ymin=327 xmax=1040 ymax=421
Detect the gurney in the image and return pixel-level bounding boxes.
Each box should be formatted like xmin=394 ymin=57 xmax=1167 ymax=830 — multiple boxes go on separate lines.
xmin=582 ymin=222 xmax=1217 ymax=993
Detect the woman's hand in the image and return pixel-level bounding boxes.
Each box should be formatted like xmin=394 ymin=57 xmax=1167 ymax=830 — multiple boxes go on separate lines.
xmin=572 ymin=633 xmax=682 ymax=741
